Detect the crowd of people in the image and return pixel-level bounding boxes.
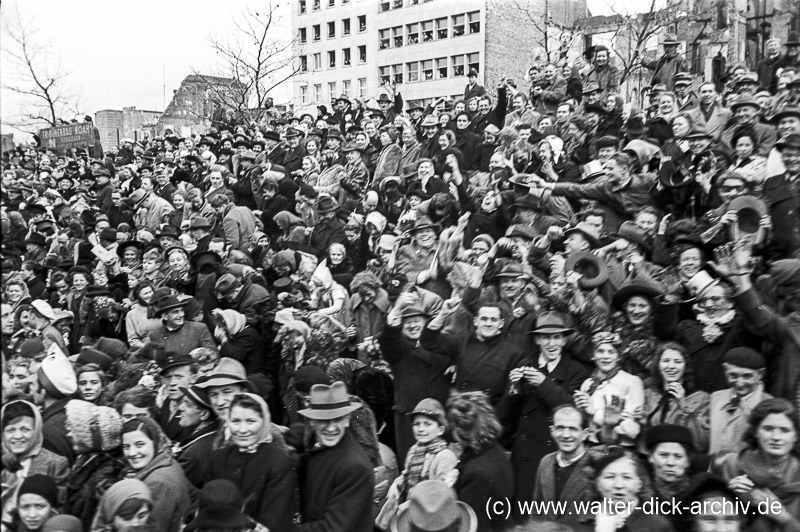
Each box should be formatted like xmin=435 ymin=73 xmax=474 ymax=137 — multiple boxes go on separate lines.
xmin=1 ymin=27 xmax=800 ymax=532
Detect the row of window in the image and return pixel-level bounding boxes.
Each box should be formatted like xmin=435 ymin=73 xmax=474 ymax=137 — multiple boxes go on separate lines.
xmin=378 ymin=12 xmax=480 ymax=50
xmin=299 ymin=79 xmax=366 ymax=105
xmin=299 ymin=15 xmax=367 ymax=43
xmin=299 ymin=46 xmax=368 ymax=71
xmin=378 ymin=53 xmax=480 ymax=84
xmin=298 ymin=0 xmax=349 ymax=14
xmin=379 ymin=0 xmax=433 ymax=12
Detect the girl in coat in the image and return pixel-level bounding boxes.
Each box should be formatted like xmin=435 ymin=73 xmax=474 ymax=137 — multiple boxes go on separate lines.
xmin=1 ymin=401 xmax=69 ymax=521
xmin=91 ymin=478 xmax=153 ymax=532
xmin=119 ymin=417 xmax=191 ymax=532
xmin=205 ymin=393 xmax=298 ymax=531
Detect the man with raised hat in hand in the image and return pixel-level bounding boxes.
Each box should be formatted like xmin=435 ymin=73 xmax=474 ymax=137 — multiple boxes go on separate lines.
xmin=296 ymin=381 xmax=374 ymax=532
xmin=506 ymin=312 xmax=590 ymax=501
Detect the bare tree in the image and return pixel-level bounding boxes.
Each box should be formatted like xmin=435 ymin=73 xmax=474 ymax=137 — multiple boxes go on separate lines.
xmin=1 ymin=4 xmax=83 ymax=132
xmin=193 ymin=5 xmax=299 ymax=125
xmin=512 ymin=0 xmax=583 ymax=66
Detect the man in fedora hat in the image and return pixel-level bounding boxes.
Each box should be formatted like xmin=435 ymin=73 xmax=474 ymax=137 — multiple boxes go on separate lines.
xmin=505 ymin=312 xmax=589 ymax=499
xmin=464 ymin=68 xmax=487 ymax=102
xmin=194 ymin=358 xmax=250 ymax=431
xmin=763 ymin=133 xmax=800 ymax=257
xmin=208 ymin=194 xmax=258 ymax=252
xmin=391 ymin=480 xmax=477 ymax=532
xmin=214 ymin=272 xmax=273 ymax=328
xmin=188 ymin=216 xmax=215 ymax=255
xmin=175 ymin=384 xmax=220 ymax=487
xmin=129 ymin=188 xmax=176 ymax=233
xmin=773 ymin=32 xmax=800 ymax=92
xmin=687 ymin=81 xmax=732 ymax=141
xmin=720 ymin=94 xmax=777 ymax=156
xmin=296 ymin=381 xmax=374 ymax=532
xmin=642 ymin=33 xmax=688 ymax=91
xmin=309 ymin=194 xmax=346 ymax=258
xmin=148 ymin=295 xmax=216 ymax=354
xmin=282 ymin=126 xmax=306 ymax=175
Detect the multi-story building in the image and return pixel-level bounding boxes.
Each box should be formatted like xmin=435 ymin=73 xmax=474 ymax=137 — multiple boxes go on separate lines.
xmin=291 ymin=0 xmax=586 ymax=113
xmin=157 ymin=75 xmax=245 ymax=137
xmin=95 ymin=107 xmax=161 ymax=150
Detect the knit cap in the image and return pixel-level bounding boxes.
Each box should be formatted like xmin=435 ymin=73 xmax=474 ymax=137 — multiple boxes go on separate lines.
xmin=18 ymin=474 xmax=59 ymax=507
xmin=41 ymin=515 xmax=83 ymax=532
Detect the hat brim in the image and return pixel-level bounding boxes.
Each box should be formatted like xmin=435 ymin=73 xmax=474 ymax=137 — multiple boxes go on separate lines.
xmin=155 ymin=300 xmax=189 ymax=316
xmin=392 ymin=501 xmax=477 ymax=532
xmin=298 ymin=402 xmax=361 ymax=420
xmin=179 ymin=387 xmax=216 ymax=414
xmin=528 ymin=325 xmax=574 ymax=334
xmin=564 ymin=251 xmax=609 ymax=289
xmin=194 ymin=375 xmax=249 ymax=389
xmin=611 ymin=284 xmax=663 ymax=310
xmin=563 ymin=227 xmax=600 ymax=249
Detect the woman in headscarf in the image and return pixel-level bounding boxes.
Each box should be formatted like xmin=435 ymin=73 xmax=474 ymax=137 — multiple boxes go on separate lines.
xmin=1 ymin=401 xmax=69 ymax=519
xmin=310 ymin=264 xmax=351 ymax=326
xmin=535 ymin=135 xmax=580 ymax=184
xmin=91 ymin=478 xmax=153 ymax=532
xmin=212 ymin=308 xmax=267 ymax=376
xmin=118 ymin=417 xmax=191 ymax=532
xmin=274 ymin=211 xmax=307 ymax=250
xmin=163 ymin=247 xmax=195 ymax=296
xmin=205 ymin=393 xmax=297 ymax=531
xmin=326 ymin=242 xmax=355 ymax=288
xmin=63 ymin=401 xmax=126 ymax=530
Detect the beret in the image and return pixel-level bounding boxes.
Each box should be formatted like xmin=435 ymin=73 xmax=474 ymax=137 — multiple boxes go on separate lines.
xmin=645 ymin=423 xmax=694 ymax=451
xmin=724 ymin=347 xmax=765 ymax=369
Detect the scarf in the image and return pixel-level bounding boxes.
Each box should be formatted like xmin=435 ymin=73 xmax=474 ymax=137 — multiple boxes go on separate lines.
xmin=405 ymin=438 xmax=448 ymax=491
xmin=585 ymin=367 xmax=621 ymax=396
xmin=737 ymin=449 xmax=800 ymax=502
xmin=695 ymin=310 xmax=736 ymax=343
xmin=654 ymin=475 xmax=690 ymax=500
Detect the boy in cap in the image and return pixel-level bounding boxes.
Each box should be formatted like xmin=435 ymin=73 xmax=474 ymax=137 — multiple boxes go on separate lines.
xmin=709 ymin=347 xmax=771 ymax=454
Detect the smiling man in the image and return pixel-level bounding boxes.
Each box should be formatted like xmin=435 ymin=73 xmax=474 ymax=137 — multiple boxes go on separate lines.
xmin=155 ymin=352 xmax=198 ymax=441
xmin=297 ymin=381 xmax=374 ymax=532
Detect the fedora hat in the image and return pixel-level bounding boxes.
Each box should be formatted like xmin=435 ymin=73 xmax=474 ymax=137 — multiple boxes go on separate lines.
xmin=116 ymin=240 xmax=143 ymax=259
xmin=25 ymin=232 xmax=47 ymax=247
xmin=180 ymin=385 xmax=217 ymax=417
xmin=377 ymin=93 xmax=392 ymax=103
xmin=728 ymin=195 xmax=767 ymax=234
xmin=584 ymin=103 xmax=608 ymax=116
xmin=314 ymin=195 xmax=339 ymax=214
xmin=420 ymin=115 xmax=438 ymax=128
xmin=298 ymin=381 xmax=362 ymax=420
xmin=613 ymin=221 xmax=650 ymax=250
xmin=188 ymin=217 xmax=213 ymax=230
xmin=153 ymin=295 xmax=189 ymax=317
xmin=683 ymin=124 xmax=713 ymax=140
xmin=214 ymin=273 xmax=242 ymax=299
xmin=411 ymin=216 xmax=441 ymax=234
xmin=505 ymin=224 xmax=537 ymax=241
xmin=342 ymin=142 xmax=363 ymax=153
xmin=786 ymin=32 xmax=800 ymax=46
xmin=529 ymin=311 xmax=573 ymax=335
xmin=564 ymin=222 xmax=601 ymax=248
xmin=730 ymin=94 xmax=760 ymax=111
xmin=284 ymin=127 xmax=303 ymax=139
xmin=772 ymin=106 xmax=800 ymax=124
xmin=508 ymin=173 xmax=535 ymax=189
xmin=564 ymin=251 xmax=609 ymax=289
xmin=401 ymin=305 xmax=429 ymax=320
xmin=625 ymin=116 xmax=646 ymax=135
xmin=392 ymin=480 xmax=477 ymax=532
xmin=582 ymin=82 xmax=601 ymax=94
xmin=156 ymin=224 xmax=180 ymax=239
xmin=776 ymin=133 xmax=800 ymax=151
xmin=195 ymin=358 xmax=249 ymax=389
xmin=512 ymin=193 xmax=544 ymax=210
xmin=494 ymin=260 xmax=526 ymax=279
xmin=68 ymin=346 xmax=114 ymax=372
xmin=611 ymin=281 xmax=663 ymax=310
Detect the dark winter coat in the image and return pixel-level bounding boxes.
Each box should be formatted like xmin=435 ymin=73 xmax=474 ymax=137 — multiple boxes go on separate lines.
xmin=455 ymin=443 xmax=516 ymax=532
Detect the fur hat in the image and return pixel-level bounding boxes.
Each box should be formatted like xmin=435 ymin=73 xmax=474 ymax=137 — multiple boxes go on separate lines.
xmin=66 ymin=400 xmax=123 ymax=453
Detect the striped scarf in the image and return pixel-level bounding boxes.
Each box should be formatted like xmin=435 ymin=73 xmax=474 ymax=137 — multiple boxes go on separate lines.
xmin=405 ymin=438 xmax=448 ymax=491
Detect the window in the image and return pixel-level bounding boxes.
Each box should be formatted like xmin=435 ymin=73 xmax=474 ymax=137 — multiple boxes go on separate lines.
xmin=299 ymin=55 xmax=308 ymax=72
xmin=436 ymin=57 xmax=448 ymax=79
xmin=393 ymin=0 xmax=403 ymax=7
xmin=328 ymin=22 xmax=335 ymax=38
xmin=313 ymin=24 xmax=321 ymax=41
xmin=407 ymin=23 xmax=419 ymax=44
xmin=410 ymin=0 xmax=419 ymax=4
xmin=299 ymin=0 xmax=307 ymax=14
xmin=358 ymin=45 xmax=367 ymax=63
xmin=380 ymin=1 xmax=391 ymax=12
xmin=328 ymin=82 xmax=337 ymax=101
xmin=329 ymin=0 xmax=335 ymax=6
xmin=300 ymin=85 xmax=309 ymax=104
xmin=343 ymin=18 xmax=351 ymax=35
xmin=313 ymin=0 xmax=320 ymax=10
xmin=313 ymin=53 xmax=322 ymax=70
xmin=328 ymin=50 xmax=336 ymax=68
xmin=422 ymin=20 xmax=433 ymax=42
xmin=393 ymin=26 xmax=403 ymax=48
xmin=343 ymin=48 xmax=351 ymax=66
xmin=358 ymin=15 xmax=367 ymax=32
xmin=314 ymin=84 xmax=322 ymax=102
xmin=407 ymin=61 xmax=419 ymax=82
xmin=379 ymin=66 xmax=391 ymax=85
xmin=299 ymin=28 xmax=307 ymax=43
xmin=392 ymin=63 xmax=403 ymax=83
xmin=436 ymin=18 xmax=448 ymax=40
xmin=379 ymin=29 xmax=390 ymax=49
xmin=467 ymin=52 xmax=479 ymax=73
xmin=468 ymin=11 xmax=480 ymax=33
xmin=422 ymin=59 xmax=433 ymax=80
xmin=343 ymin=80 xmax=352 ymax=98
xmin=452 ymin=15 xmax=465 ymax=37
xmin=358 ymin=78 xmax=367 ymax=98
xmin=452 ymin=55 xmax=465 ymax=76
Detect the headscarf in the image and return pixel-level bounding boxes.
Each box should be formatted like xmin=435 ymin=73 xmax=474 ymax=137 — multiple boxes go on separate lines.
xmin=365 ymin=211 xmax=387 ymax=234
xmin=543 ymin=135 xmax=565 ymax=164
xmin=212 ymin=308 xmax=247 ymax=336
xmin=92 ymin=479 xmax=152 ymax=532
xmin=1 ymin=400 xmax=43 ymax=470
xmin=312 ymin=264 xmax=334 ymax=289
xmin=274 ymin=211 xmax=303 ymax=233
xmin=228 ymin=393 xmax=273 ymax=452
xmin=120 ymin=416 xmax=172 ymax=466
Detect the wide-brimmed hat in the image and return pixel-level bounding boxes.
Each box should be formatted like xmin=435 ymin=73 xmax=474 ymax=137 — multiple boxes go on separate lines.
xmin=494 ymin=260 xmax=526 ymax=279
xmin=776 ymin=133 xmax=800 ymax=151
xmin=582 ymin=82 xmax=601 ymax=94
xmin=411 ymin=216 xmax=440 ymax=234
xmin=564 ymin=222 xmax=601 ymax=248
xmin=613 ymin=221 xmax=650 ymax=250
xmin=152 ymin=295 xmax=189 ymax=317
xmin=528 ymin=311 xmax=573 ymax=334
xmin=730 ymin=94 xmax=760 ymax=111
xmin=298 ymin=381 xmax=362 ymax=420
xmin=564 ymin=251 xmax=609 ymax=289
xmin=420 ymin=115 xmax=438 ymax=128
xmin=25 ymin=232 xmax=47 ymax=247
xmin=612 ymin=282 xmax=663 ymax=309
xmin=772 ymin=106 xmax=800 ymax=124
xmin=342 ymin=142 xmax=363 ymax=153
xmin=728 ymin=195 xmax=767 ymax=234
xmin=314 ymin=195 xmax=339 ymax=214
xmin=188 ymin=217 xmax=213 ymax=230
xmin=392 ymin=480 xmax=477 ymax=532
xmin=194 ymin=358 xmax=248 ymax=389
xmin=214 ymin=273 xmax=242 ymax=299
